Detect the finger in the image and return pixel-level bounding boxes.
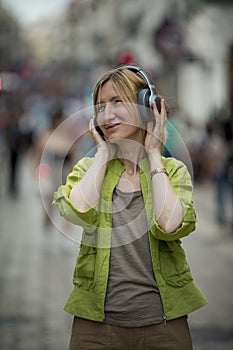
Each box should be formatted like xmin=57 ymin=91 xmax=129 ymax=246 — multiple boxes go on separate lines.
xmin=89 ymin=119 xmax=102 ymax=143
xmin=89 ymin=119 xmax=100 ymax=136
xmin=152 ymin=101 xmax=162 ymax=130
xmin=146 ymin=120 xmax=154 ymax=134
xmin=89 ymin=119 xmax=97 ymax=136
xmin=152 ymin=101 xmax=160 ymax=115
xmin=152 ymin=103 xmax=162 ymax=131
xmin=152 ymin=100 xmax=163 ymax=120
xmin=161 ymin=99 xmax=167 ymax=119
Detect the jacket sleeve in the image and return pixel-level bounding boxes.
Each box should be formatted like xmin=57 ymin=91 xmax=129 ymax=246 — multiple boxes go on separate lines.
xmin=53 ymin=157 xmax=99 ymax=232
xmin=150 ymin=157 xmax=197 ymax=241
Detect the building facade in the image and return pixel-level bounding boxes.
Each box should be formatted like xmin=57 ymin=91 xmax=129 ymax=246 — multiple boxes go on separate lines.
xmin=26 ymin=0 xmax=233 ymax=125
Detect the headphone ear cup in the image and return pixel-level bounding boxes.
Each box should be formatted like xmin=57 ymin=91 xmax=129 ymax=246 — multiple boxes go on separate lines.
xmin=138 ymin=88 xmax=154 ymax=123
xmin=138 ymin=88 xmax=162 ymax=123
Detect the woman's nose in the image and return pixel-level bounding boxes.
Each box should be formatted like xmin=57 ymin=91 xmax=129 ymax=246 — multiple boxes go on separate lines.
xmin=104 ymin=102 xmax=115 ymax=120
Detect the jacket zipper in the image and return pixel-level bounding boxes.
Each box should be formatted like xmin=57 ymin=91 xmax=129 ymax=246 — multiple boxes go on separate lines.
xmin=162 ymin=313 xmax=167 ymax=326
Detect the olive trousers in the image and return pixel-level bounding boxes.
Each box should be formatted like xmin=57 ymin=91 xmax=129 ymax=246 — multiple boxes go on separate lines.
xmin=69 ymin=316 xmax=193 ymax=350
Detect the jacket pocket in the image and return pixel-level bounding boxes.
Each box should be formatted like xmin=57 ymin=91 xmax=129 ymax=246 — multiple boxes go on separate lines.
xmin=159 ymin=240 xmax=193 ymax=287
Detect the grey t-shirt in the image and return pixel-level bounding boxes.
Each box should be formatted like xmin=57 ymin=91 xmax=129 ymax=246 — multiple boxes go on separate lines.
xmin=104 ymin=188 xmax=164 ymax=327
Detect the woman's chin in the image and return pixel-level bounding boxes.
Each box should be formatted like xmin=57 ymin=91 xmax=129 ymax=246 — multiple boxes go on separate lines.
xmin=107 ymin=136 xmax=122 ymax=144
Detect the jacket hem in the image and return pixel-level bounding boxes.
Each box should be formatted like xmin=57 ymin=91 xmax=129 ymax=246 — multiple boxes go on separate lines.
xmin=64 ymin=286 xmax=105 ymax=322
xmin=160 ymin=280 xmax=207 ymax=321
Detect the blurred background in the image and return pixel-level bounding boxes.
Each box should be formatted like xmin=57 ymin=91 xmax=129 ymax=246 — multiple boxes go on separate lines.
xmin=0 ymin=0 xmax=233 ymax=349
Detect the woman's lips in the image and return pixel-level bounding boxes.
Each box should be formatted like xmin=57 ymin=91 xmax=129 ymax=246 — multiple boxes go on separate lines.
xmin=105 ymin=123 xmax=121 ymax=130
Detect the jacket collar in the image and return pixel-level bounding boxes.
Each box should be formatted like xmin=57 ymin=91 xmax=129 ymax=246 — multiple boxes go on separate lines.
xmin=108 ymin=156 xmax=150 ymax=176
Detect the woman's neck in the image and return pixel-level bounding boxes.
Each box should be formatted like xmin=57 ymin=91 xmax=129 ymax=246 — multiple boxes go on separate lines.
xmin=117 ymin=140 xmax=146 ymax=175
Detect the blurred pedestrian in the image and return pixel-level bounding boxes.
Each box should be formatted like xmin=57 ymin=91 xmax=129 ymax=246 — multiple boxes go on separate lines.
xmin=5 ymin=108 xmax=25 ymax=198
xmin=226 ymin=151 xmax=233 ymax=228
xmin=201 ymin=110 xmax=233 ymax=226
xmin=203 ymin=119 xmax=229 ymax=222
xmin=54 ymin=66 xmax=207 ymax=350
xmin=0 ymin=105 xmax=9 ymax=196
xmin=33 ymin=108 xmax=73 ymax=227
xmin=224 ymin=115 xmax=233 ymax=228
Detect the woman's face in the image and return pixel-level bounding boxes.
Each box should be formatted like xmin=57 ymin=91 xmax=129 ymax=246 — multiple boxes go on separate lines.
xmin=95 ymin=80 xmax=144 ymax=143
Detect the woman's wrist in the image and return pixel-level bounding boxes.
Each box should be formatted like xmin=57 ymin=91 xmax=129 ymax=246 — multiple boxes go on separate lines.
xmin=148 ymin=151 xmax=164 ymax=169
xmin=95 ymin=148 xmax=109 ymax=163
xmin=95 ymin=145 xmax=113 ymax=164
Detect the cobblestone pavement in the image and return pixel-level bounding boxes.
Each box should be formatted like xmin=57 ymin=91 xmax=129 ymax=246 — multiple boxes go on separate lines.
xmin=0 ymin=157 xmax=232 ymax=350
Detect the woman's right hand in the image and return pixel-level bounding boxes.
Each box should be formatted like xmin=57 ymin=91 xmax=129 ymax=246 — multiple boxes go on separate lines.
xmin=89 ymin=119 xmax=117 ymax=161
xmin=69 ymin=120 xmax=116 ymax=212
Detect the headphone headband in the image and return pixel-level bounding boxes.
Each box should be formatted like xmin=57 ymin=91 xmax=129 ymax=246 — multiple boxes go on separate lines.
xmin=116 ymin=65 xmax=161 ymax=119
xmin=115 ymin=65 xmax=156 ymax=93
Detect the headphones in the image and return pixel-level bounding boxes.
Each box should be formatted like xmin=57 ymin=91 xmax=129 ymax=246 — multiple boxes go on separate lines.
xmin=123 ymin=65 xmax=161 ymax=121
xmin=93 ymin=65 xmax=161 ymax=137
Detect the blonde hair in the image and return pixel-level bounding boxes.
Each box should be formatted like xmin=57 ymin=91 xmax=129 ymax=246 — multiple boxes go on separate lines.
xmin=93 ymin=67 xmax=146 ymax=113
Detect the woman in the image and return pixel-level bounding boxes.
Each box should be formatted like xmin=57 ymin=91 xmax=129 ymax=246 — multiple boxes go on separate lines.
xmin=54 ymin=66 xmax=207 ymax=349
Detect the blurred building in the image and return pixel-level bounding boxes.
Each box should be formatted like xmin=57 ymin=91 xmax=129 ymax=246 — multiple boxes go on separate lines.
xmin=19 ymin=0 xmax=233 ymax=124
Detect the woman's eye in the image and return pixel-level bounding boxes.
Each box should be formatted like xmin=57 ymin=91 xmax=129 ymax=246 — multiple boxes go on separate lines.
xmin=97 ymin=104 xmax=105 ymax=113
xmin=114 ymin=99 xmax=122 ymax=105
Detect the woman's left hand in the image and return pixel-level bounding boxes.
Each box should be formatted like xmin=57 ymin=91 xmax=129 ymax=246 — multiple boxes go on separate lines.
xmin=144 ymin=98 xmax=167 ymax=156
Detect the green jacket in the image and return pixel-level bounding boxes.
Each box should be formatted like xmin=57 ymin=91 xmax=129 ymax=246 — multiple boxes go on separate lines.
xmin=53 ymin=156 xmax=207 ymax=322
